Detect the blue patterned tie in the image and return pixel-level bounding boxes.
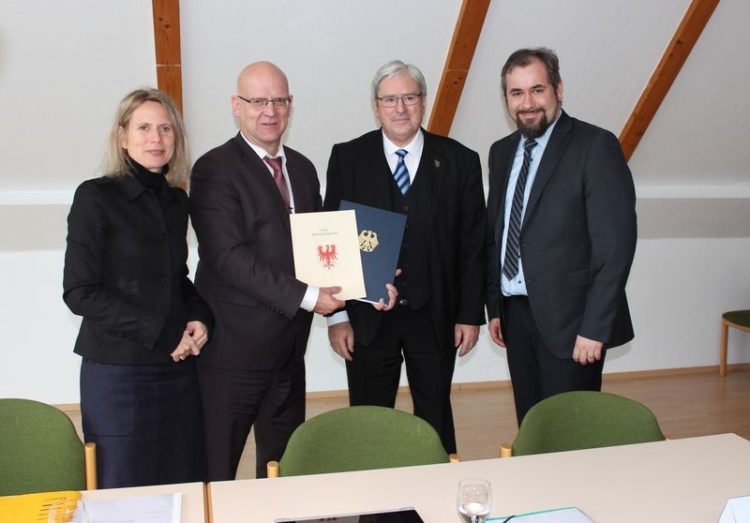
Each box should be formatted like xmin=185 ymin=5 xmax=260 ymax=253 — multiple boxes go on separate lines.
xmin=393 ymin=149 xmax=410 ymax=195
xmin=502 ymin=138 xmax=538 ymax=280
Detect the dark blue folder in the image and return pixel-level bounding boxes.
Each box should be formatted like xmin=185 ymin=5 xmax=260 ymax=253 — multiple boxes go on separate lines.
xmin=339 ymin=200 xmax=406 ymax=303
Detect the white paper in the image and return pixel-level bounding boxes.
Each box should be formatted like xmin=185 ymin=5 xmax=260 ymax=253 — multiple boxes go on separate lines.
xmin=80 ymin=493 xmax=181 ymax=523
xmin=719 ymin=495 xmax=750 ymax=523
xmin=290 ymin=210 xmax=366 ymax=300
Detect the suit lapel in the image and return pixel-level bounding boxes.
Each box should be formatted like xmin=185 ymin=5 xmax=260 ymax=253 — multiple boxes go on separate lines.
xmin=232 ymin=134 xmax=292 ymax=233
xmin=523 ymin=111 xmax=573 ymax=228
xmin=284 ymin=152 xmax=307 ymax=213
xmin=418 ymin=130 xmax=444 ymax=224
xmin=364 ymin=130 xmax=393 ymax=207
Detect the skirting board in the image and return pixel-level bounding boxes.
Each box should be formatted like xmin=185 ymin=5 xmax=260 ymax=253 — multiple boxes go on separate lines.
xmin=52 ymin=363 xmax=749 ymax=411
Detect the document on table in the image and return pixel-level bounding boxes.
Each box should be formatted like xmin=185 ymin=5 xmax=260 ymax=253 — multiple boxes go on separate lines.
xmin=81 ymin=493 xmax=181 ymax=523
xmin=489 ymin=506 xmax=595 ymax=522
xmin=719 ymin=494 xmax=750 ymax=523
xmin=0 ymin=490 xmax=81 ymax=523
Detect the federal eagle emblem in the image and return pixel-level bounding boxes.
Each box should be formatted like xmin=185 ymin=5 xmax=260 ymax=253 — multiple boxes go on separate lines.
xmin=358 ymin=230 xmax=379 ymax=252
xmin=317 ymin=244 xmax=337 ymax=269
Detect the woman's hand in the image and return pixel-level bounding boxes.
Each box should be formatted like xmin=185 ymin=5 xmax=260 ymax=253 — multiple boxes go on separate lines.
xmin=170 ymin=321 xmax=208 ymax=362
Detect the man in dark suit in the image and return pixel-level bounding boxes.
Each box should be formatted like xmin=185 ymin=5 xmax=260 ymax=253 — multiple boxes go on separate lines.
xmin=324 ymin=60 xmax=486 ymax=454
xmin=486 ymin=48 xmax=637 ymax=424
xmin=190 ymin=61 xmax=347 ymax=479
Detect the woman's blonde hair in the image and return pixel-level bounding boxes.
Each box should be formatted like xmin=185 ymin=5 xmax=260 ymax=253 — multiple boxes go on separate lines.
xmin=102 ymin=88 xmax=189 ymax=188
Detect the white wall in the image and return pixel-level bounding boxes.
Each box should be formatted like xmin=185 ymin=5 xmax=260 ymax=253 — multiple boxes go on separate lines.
xmin=3 ymin=237 xmax=749 ymax=404
xmin=1 ymin=1 xmax=749 ymax=404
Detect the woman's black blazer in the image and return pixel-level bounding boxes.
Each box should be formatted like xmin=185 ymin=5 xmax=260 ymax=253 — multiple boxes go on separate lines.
xmin=63 ymin=174 xmax=212 ymax=365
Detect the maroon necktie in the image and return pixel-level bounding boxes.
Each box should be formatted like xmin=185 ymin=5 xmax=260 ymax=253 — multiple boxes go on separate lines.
xmin=264 ymin=156 xmax=291 ymax=212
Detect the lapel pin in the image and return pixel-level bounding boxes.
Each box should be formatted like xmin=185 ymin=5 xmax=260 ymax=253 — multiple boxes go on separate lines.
xmin=434 ymin=159 xmax=441 ymax=168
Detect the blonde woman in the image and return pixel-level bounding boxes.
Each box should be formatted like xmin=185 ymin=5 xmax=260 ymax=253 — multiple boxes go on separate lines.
xmin=63 ymin=89 xmax=212 ymax=488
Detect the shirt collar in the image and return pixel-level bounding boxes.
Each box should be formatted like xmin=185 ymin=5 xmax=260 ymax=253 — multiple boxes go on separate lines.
xmin=240 ymin=131 xmax=286 ymax=162
xmin=382 ymin=128 xmax=424 ymax=157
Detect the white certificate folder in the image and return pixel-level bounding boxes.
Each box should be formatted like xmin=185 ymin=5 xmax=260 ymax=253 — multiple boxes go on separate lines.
xmin=290 ymin=210 xmax=366 ymax=300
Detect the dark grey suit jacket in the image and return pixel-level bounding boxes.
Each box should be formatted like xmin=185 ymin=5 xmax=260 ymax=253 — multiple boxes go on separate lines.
xmin=190 ymin=133 xmax=321 ymax=370
xmin=486 ymin=111 xmax=637 ymax=358
xmin=324 ymin=128 xmax=487 ymax=349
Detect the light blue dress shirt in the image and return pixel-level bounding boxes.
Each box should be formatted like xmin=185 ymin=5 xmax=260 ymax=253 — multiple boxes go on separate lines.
xmin=500 ymin=114 xmax=560 ymax=297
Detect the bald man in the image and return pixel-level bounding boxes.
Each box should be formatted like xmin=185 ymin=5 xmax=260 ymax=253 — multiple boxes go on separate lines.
xmin=190 ymin=62 xmax=345 ymax=479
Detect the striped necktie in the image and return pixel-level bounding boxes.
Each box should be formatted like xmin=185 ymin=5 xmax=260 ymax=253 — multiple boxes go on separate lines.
xmin=502 ymin=138 xmax=538 ymax=280
xmin=393 ymin=149 xmax=410 ymax=195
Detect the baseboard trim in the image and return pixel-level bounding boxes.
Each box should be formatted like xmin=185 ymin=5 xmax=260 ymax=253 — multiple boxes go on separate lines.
xmin=54 ymin=363 xmax=750 ymax=409
xmin=303 ymin=363 xmax=750 ymax=399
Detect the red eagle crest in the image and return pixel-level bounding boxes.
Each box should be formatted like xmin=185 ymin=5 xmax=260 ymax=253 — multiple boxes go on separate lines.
xmin=317 ymin=244 xmax=337 ymax=269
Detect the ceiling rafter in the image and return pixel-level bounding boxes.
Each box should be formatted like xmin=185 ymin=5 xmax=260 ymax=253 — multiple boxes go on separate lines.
xmin=427 ymin=0 xmax=490 ymax=136
xmin=152 ymin=0 xmax=183 ymax=113
xmin=619 ymin=0 xmax=719 ymax=161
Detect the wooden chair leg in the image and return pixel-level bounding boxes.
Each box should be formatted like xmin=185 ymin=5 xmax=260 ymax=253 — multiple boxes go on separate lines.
xmin=720 ymin=319 xmax=729 ymax=377
xmin=499 ymin=443 xmax=512 ymax=458
xmin=84 ymin=442 xmax=97 ymax=490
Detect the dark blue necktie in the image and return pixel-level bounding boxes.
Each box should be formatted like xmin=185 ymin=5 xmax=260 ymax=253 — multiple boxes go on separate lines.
xmin=393 ymin=149 xmax=410 ymax=195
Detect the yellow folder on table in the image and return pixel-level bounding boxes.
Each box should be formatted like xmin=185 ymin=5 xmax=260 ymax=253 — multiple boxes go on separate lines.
xmin=0 ymin=490 xmax=81 ymax=523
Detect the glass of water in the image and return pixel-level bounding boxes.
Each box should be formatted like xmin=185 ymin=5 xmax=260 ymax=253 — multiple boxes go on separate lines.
xmin=457 ymin=477 xmax=493 ymax=522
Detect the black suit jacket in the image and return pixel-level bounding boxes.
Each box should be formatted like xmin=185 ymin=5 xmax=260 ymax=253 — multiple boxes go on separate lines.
xmin=190 ymin=134 xmax=321 ymax=370
xmin=63 ymin=174 xmax=212 ymax=364
xmin=324 ymin=129 xmax=486 ymax=349
xmin=486 ymin=111 xmax=637 ymax=358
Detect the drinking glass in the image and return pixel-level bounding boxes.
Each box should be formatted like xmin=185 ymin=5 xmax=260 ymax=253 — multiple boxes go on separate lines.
xmin=457 ymin=477 xmax=492 ymax=522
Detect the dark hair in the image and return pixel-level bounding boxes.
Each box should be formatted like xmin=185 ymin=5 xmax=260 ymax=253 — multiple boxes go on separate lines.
xmin=501 ymin=47 xmax=561 ymax=96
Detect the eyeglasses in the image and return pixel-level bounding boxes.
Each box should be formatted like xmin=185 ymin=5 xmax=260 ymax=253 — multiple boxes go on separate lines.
xmin=376 ymin=93 xmax=423 ymax=108
xmin=237 ymin=95 xmax=292 ymax=110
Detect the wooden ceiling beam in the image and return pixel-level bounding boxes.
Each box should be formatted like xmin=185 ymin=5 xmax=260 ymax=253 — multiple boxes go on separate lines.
xmin=152 ymin=0 xmax=183 ymax=113
xmin=619 ymin=0 xmax=719 ymax=161
xmin=427 ymin=0 xmax=490 ymax=136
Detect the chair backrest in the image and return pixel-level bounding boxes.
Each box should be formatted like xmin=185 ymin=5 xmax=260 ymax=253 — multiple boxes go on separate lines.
xmin=511 ymin=391 xmax=665 ymax=457
xmin=277 ymin=406 xmax=449 ymax=476
xmin=0 ymin=398 xmax=88 ymax=495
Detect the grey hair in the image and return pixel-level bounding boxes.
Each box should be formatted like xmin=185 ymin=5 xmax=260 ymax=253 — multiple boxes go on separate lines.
xmin=370 ymin=60 xmax=427 ymax=101
xmin=102 ymin=88 xmax=190 ymax=189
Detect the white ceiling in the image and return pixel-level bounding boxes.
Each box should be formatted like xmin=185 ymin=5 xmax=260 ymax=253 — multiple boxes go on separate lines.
xmin=0 ymin=0 xmax=747 ymax=241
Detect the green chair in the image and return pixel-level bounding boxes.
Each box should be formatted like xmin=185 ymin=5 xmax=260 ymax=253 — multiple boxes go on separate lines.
xmin=720 ymin=310 xmax=750 ymax=377
xmin=0 ymin=398 xmax=97 ymax=495
xmin=267 ymin=406 xmax=455 ymax=477
xmin=500 ymin=391 xmax=665 ymax=457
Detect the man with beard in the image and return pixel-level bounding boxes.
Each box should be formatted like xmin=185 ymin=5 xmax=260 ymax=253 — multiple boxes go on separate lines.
xmin=486 ymin=48 xmax=637 ymax=424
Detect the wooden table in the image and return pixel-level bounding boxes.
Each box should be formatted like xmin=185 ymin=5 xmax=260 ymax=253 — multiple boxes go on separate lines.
xmin=207 ymin=434 xmax=750 ymax=522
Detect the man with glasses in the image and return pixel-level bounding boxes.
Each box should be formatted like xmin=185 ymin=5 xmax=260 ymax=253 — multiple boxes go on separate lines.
xmin=190 ymin=61 xmax=346 ymax=479
xmin=323 ymin=60 xmax=486 ymax=454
